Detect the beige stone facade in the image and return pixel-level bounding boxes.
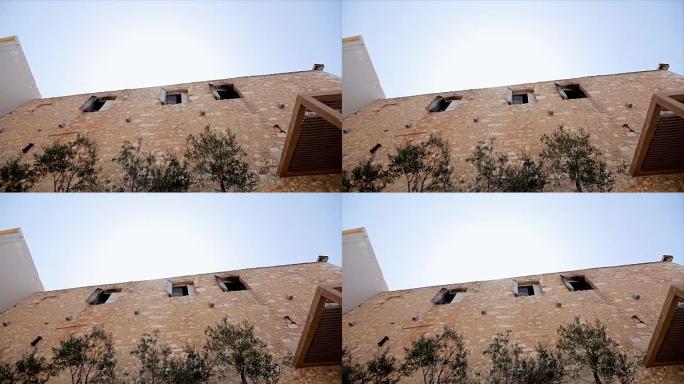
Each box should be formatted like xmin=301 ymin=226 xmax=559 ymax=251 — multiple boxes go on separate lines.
xmin=0 ymin=261 xmax=341 ymax=383
xmin=0 ymin=70 xmax=341 ymax=192
xmin=342 ymin=69 xmax=684 ymax=192
xmin=343 ymin=260 xmax=684 ymax=383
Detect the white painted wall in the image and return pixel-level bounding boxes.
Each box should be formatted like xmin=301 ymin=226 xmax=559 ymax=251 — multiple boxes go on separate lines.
xmin=342 ymin=35 xmax=385 ymax=119
xmin=0 ymin=228 xmax=44 ymax=313
xmin=0 ymin=36 xmax=41 ymax=117
xmin=342 ymin=227 xmax=388 ymax=313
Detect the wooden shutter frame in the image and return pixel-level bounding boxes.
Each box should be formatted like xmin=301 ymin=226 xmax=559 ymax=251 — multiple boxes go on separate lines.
xmin=159 ymin=88 xmax=167 ymax=105
xmin=187 ymin=283 xmax=196 ymax=296
xmin=512 ymin=279 xmax=519 ymax=296
xmin=215 ymin=275 xmax=228 ymax=292
xmin=86 ymin=288 xmax=103 ymax=304
xmin=505 ymin=87 xmax=513 ymax=105
xmin=432 ymin=288 xmax=447 ymax=304
xmin=555 ymin=83 xmax=568 ymax=100
xmin=527 ymin=92 xmax=536 ymax=103
xmin=165 ymin=280 xmax=173 ymax=296
xmin=209 ymin=84 xmax=221 ymax=100
xmin=80 ymin=96 xmax=97 ymax=112
xmin=426 ymin=96 xmax=444 ymax=112
xmin=560 ymin=275 xmax=574 ymax=291
xmin=532 ymin=283 xmax=542 ymax=296
xmin=181 ymin=91 xmax=189 ymax=104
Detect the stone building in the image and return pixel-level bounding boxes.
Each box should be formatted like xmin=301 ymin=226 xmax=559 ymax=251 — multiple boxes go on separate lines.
xmin=342 ymin=42 xmax=684 ymax=191
xmin=0 ymin=229 xmax=342 ymax=383
xmin=342 ymin=228 xmax=684 ymax=383
xmin=0 ymin=37 xmax=342 ymax=192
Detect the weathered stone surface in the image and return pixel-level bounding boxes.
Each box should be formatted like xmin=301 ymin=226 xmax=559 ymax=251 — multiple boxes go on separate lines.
xmin=343 ymin=261 xmax=684 ymax=383
xmin=0 ymin=262 xmax=341 ymax=383
xmin=0 ymin=70 xmax=341 ymax=192
xmin=342 ymin=70 xmax=684 ymax=191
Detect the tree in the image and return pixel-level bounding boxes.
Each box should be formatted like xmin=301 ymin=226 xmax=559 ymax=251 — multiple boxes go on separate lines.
xmin=401 ymin=327 xmax=469 ymax=384
xmin=0 ymin=361 xmax=16 ymax=384
xmin=164 ymin=346 xmax=212 ymax=384
xmin=342 ymin=158 xmax=392 ymax=192
xmin=51 ymin=326 xmax=117 ymax=384
xmin=556 ymin=317 xmax=638 ymax=384
xmin=482 ymin=331 xmax=563 ymax=384
xmin=342 ymin=348 xmax=402 ymax=384
xmin=13 ymin=353 xmax=53 ymax=384
xmin=388 ymin=134 xmax=454 ymax=192
xmin=466 ymin=138 xmax=546 ymax=192
xmin=33 ymin=135 xmax=103 ymax=192
xmin=185 ymin=127 xmax=258 ymax=192
xmin=204 ymin=319 xmax=280 ymax=384
xmin=0 ymin=156 xmax=37 ymax=192
xmin=539 ymin=127 xmax=614 ymax=192
xmin=131 ymin=331 xmax=171 ymax=384
xmin=113 ymin=139 xmax=192 ymax=192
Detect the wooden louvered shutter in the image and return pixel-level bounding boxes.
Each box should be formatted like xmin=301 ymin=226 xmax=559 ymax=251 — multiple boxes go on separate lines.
xmin=527 ymin=92 xmax=536 ymax=103
xmin=560 ymin=275 xmax=574 ymax=291
xmin=209 ymin=84 xmax=220 ymax=100
xmin=512 ymin=280 xmax=519 ymax=296
xmin=505 ymin=87 xmax=513 ymax=105
xmin=555 ymin=83 xmax=567 ymax=100
xmin=165 ymin=280 xmax=173 ymax=296
xmin=215 ymin=275 xmax=228 ymax=292
xmin=80 ymin=96 xmax=97 ymax=112
xmin=432 ymin=288 xmax=447 ymax=304
xmin=86 ymin=288 xmax=103 ymax=304
xmin=159 ymin=88 xmax=167 ymax=105
xmin=426 ymin=96 xmax=444 ymax=112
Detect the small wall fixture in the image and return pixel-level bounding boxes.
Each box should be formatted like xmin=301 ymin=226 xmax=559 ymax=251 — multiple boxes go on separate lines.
xmin=348 ymin=320 xmax=356 ymax=327
xmin=208 ymin=302 xmax=215 ymax=308
xmin=411 ymin=314 xmax=420 ymax=321
xmin=316 ymin=255 xmax=329 ymax=263
xmin=405 ymin=122 xmax=413 ymax=128
xmin=632 ymin=293 xmax=641 ymax=300
xmin=473 ymin=117 xmax=479 ymax=123
xmin=134 ymin=309 xmax=140 ymax=315
xmin=378 ymin=336 xmax=389 ymax=346
xmin=625 ymin=102 xmax=633 ymax=109
xmin=662 ymin=255 xmax=674 ymax=262
xmin=548 ymin=109 xmax=554 ymax=116
xmin=277 ymin=103 xmax=285 ymax=109
xmin=200 ymin=110 xmax=206 ymax=116
xmin=555 ymin=302 xmax=562 ymax=308
xmin=65 ymin=314 xmax=73 ymax=321
xmin=286 ymin=294 xmax=294 ymax=300
xmin=480 ymin=308 xmax=487 ymax=315
xmin=125 ymin=117 xmax=132 ymax=123
xmin=58 ymin=122 xmax=66 ymax=128
xmin=2 ymin=321 xmax=10 ymax=327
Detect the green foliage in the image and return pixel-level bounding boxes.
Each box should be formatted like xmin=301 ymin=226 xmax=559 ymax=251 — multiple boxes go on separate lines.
xmin=51 ymin=326 xmax=117 ymax=384
xmin=14 ymin=353 xmax=53 ymax=384
xmin=131 ymin=331 xmax=211 ymax=384
xmin=388 ymin=134 xmax=454 ymax=192
xmin=539 ymin=127 xmax=614 ymax=192
xmin=131 ymin=331 xmax=171 ymax=384
xmin=113 ymin=139 xmax=192 ymax=192
xmin=0 ymin=361 xmax=15 ymax=384
xmin=204 ymin=319 xmax=280 ymax=384
xmin=33 ymin=135 xmax=103 ymax=192
xmin=466 ymin=138 xmax=546 ymax=192
xmin=342 ymin=348 xmax=402 ymax=384
xmin=556 ymin=317 xmax=638 ymax=384
xmin=342 ymin=158 xmax=392 ymax=192
xmin=401 ymin=327 xmax=469 ymax=384
xmin=482 ymin=331 xmax=563 ymax=384
xmin=185 ymin=127 xmax=258 ymax=192
xmin=0 ymin=156 xmax=37 ymax=192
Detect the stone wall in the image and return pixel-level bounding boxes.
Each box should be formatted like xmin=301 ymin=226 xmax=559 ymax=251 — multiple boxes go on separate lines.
xmin=0 ymin=70 xmax=341 ymax=192
xmin=342 ymin=70 xmax=684 ymax=191
xmin=343 ymin=261 xmax=684 ymax=383
xmin=0 ymin=261 xmax=341 ymax=383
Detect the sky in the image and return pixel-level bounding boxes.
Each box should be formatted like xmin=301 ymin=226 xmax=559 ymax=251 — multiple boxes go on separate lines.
xmin=0 ymin=0 xmax=341 ymax=98
xmin=0 ymin=194 xmax=341 ymax=290
xmin=342 ymin=0 xmax=684 ymax=98
xmin=342 ymin=193 xmax=684 ymax=291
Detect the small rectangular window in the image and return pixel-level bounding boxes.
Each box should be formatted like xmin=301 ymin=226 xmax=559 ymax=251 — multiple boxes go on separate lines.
xmin=166 ymin=280 xmax=195 ymax=297
xmin=86 ymin=288 xmax=121 ymax=305
xmin=517 ymin=285 xmax=535 ymax=296
xmin=210 ymin=84 xmax=241 ymax=100
xmin=81 ymin=96 xmax=116 ymax=112
xmin=556 ymin=83 xmax=588 ymax=100
xmin=215 ymin=275 xmax=249 ymax=292
xmin=160 ymin=89 xmax=188 ymax=105
xmin=512 ymin=93 xmax=528 ymax=105
xmin=561 ymin=275 xmax=594 ymax=291
xmin=433 ymin=288 xmax=467 ymax=305
xmin=166 ymin=93 xmax=182 ymax=105
xmin=427 ymin=95 xmax=462 ymax=112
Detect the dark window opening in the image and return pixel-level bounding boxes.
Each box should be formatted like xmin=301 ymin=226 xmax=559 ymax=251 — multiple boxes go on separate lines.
xmin=166 ymin=93 xmax=182 ymax=105
xmin=562 ymin=84 xmax=587 ymax=99
xmin=517 ymin=285 xmax=535 ymax=296
xmin=512 ymin=93 xmax=529 ymax=105
xmin=83 ymin=96 xmax=115 ymax=112
xmin=435 ymin=288 xmax=466 ymax=305
xmin=427 ymin=96 xmax=462 ymax=112
xmin=568 ymin=276 xmax=593 ymax=291
xmin=215 ymin=84 xmax=241 ymax=100
xmin=30 ymin=336 xmax=42 ymax=347
xmin=22 ymin=143 xmax=34 ymax=153
xmin=172 ymin=285 xmax=189 ymax=297
xmin=223 ymin=277 xmax=247 ymax=292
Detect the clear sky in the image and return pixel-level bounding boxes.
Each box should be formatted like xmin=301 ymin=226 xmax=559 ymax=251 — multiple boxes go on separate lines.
xmin=342 ymin=0 xmax=684 ymax=98
xmin=0 ymin=0 xmax=341 ymax=98
xmin=342 ymin=193 xmax=684 ymax=291
xmin=0 ymin=194 xmax=341 ymax=291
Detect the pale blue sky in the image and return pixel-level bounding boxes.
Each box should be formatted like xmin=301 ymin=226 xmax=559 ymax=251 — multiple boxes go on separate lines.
xmin=0 ymin=194 xmax=341 ymax=290
xmin=343 ymin=0 xmax=684 ymax=98
xmin=342 ymin=194 xmax=684 ymax=291
xmin=0 ymin=0 xmax=341 ymax=98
